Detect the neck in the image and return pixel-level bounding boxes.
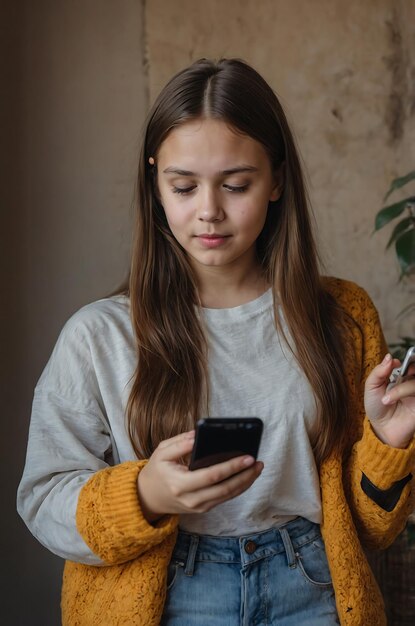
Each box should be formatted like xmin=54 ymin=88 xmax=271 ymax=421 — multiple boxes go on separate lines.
xmin=193 ymin=261 xmax=269 ymax=309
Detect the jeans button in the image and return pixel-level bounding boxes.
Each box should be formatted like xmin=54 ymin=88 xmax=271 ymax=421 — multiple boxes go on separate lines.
xmin=244 ymin=540 xmax=257 ymax=554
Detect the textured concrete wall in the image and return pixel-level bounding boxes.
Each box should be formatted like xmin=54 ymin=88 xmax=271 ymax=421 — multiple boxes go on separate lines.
xmin=147 ymin=0 xmax=415 ymax=343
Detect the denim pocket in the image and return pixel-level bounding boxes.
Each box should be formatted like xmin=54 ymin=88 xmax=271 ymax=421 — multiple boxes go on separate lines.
xmin=295 ymin=536 xmax=333 ymax=587
xmin=166 ymin=559 xmax=184 ymax=591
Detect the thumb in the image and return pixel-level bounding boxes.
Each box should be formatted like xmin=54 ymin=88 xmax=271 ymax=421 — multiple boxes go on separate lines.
xmin=366 ymin=353 xmax=395 ymax=391
xmin=157 ymin=431 xmax=195 ymax=462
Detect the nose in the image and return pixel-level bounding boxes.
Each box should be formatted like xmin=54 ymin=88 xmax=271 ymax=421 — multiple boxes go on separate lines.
xmin=196 ymin=187 xmax=224 ymax=222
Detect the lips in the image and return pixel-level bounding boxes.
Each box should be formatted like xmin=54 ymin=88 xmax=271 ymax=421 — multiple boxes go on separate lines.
xmin=195 ymin=233 xmax=231 ymax=248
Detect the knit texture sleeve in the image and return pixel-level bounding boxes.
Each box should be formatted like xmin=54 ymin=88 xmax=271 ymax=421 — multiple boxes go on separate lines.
xmin=346 ymin=417 xmax=415 ymax=549
xmin=76 ymin=461 xmax=178 ymax=565
xmin=330 ymin=278 xmax=415 ymax=549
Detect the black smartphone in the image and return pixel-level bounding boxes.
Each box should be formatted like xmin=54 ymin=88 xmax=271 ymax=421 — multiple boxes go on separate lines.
xmin=189 ymin=417 xmax=263 ymax=471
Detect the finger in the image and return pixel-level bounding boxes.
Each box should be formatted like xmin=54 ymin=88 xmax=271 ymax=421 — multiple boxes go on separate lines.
xmin=185 ymin=455 xmax=261 ymax=491
xmin=157 ymin=430 xmax=195 ymax=451
xmin=156 ymin=432 xmax=195 ymax=463
xmin=366 ymin=353 xmax=399 ymax=390
xmin=405 ymin=363 xmax=415 ymax=378
xmin=382 ymin=378 xmax=415 ymax=406
xmin=186 ymin=462 xmax=264 ymax=511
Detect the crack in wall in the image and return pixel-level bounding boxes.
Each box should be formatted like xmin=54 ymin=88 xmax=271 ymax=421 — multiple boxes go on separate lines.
xmin=141 ymin=0 xmax=150 ymax=110
xmin=384 ymin=8 xmax=407 ymax=144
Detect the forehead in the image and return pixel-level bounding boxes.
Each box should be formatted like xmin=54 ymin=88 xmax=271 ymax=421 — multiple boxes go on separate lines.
xmin=157 ymin=118 xmax=270 ymax=170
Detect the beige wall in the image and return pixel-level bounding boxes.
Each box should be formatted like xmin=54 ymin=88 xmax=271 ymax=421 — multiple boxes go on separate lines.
xmin=2 ymin=1 xmax=147 ymax=623
xmin=147 ymin=0 xmax=415 ymax=342
xmin=3 ymin=1 xmax=414 ymax=624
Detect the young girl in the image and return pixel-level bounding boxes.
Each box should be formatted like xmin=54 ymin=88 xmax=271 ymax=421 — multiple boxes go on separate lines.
xmin=18 ymin=58 xmax=415 ymax=626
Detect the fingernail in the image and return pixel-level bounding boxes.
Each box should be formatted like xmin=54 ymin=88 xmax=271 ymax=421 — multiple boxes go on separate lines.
xmin=382 ymin=353 xmax=392 ymax=365
xmin=242 ymin=456 xmax=255 ymax=466
xmin=382 ymin=394 xmax=391 ymax=405
xmin=185 ymin=430 xmax=195 ymax=439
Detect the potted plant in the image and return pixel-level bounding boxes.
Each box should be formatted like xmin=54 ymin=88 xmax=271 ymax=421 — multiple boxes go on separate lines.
xmin=374 ymin=170 xmax=415 ymax=358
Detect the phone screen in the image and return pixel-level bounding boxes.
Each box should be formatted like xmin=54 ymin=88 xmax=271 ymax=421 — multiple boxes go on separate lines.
xmin=189 ymin=417 xmax=263 ymax=471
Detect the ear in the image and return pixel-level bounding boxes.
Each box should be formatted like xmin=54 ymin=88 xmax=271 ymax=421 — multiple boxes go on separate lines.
xmin=269 ymin=162 xmax=285 ymax=202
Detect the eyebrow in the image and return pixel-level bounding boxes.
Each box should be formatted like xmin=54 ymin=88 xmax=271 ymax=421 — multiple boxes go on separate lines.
xmin=162 ymin=165 xmax=259 ymax=176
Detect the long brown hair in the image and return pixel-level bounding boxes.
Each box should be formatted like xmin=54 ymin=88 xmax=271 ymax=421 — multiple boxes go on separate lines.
xmin=125 ymin=58 xmax=350 ymax=465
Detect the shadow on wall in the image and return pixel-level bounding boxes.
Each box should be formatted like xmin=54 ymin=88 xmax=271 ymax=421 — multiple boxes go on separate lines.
xmin=2 ymin=0 xmax=146 ymax=625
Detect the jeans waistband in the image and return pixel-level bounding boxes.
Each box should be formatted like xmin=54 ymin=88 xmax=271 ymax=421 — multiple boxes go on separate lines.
xmin=173 ymin=517 xmax=322 ymax=575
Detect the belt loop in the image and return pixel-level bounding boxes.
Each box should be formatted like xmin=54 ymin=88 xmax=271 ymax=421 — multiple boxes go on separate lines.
xmin=184 ymin=534 xmax=199 ymax=576
xmin=279 ymin=526 xmax=297 ymax=569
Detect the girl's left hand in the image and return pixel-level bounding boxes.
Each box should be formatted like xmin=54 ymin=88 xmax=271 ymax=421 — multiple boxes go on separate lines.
xmin=364 ymin=353 xmax=415 ymax=449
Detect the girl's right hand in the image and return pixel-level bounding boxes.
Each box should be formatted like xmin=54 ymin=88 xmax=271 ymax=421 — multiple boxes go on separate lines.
xmin=137 ymin=430 xmax=264 ymax=523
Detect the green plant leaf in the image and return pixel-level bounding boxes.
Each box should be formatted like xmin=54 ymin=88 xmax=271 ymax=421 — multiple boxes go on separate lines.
xmin=395 ymin=228 xmax=415 ymax=274
xmin=389 ymin=337 xmax=415 ymax=360
xmin=384 ymin=170 xmax=415 ymax=202
xmin=399 ymin=336 xmax=415 ymax=344
xmin=386 ymin=217 xmax=414 ymax=248
xmin=391 ymin=346 xmax=407 ymax=360
xmin=374 ymin=199 xmax=408 ymax=231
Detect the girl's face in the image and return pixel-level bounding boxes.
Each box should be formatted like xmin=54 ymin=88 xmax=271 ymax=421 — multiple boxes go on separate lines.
xmin=156 ymin=118 xmax=281 ymax=279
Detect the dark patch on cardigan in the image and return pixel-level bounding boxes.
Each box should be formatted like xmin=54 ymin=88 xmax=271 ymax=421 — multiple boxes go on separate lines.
xmin=361 ymin=472 xmax=412 ymax=512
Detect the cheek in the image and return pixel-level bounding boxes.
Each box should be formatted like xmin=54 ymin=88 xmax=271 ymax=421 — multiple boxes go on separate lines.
xmin=163 ymin=203 xmax=189 ymax=232
xmin=235 ymin=199 xmax=269 ymax=229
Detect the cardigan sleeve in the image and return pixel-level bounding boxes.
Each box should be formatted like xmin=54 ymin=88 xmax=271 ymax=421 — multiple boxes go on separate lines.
xmin=345 ymin=418 xmax=415 ymax=549
xmin=76 ymin=461 xmax=178 ymax=565
xmin=17 ymin=302 xmax=178 ymax=566
xmin=339 ymin=280 xmax=415 ymax=549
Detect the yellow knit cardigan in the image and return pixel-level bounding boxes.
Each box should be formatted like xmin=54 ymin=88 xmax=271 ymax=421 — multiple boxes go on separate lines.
xmin=62 ymin=278 xmax=415 ymax=625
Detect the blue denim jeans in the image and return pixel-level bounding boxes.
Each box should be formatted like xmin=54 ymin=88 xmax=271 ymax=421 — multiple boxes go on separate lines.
xmin=161 ymin=517 xmax=339 ymax=625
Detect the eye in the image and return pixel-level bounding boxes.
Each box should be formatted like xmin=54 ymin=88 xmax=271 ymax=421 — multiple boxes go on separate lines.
xmin=223 ymin=184 xmax=249 ymax=193
xmin=172 ymin=186 xmax=196 ymax=195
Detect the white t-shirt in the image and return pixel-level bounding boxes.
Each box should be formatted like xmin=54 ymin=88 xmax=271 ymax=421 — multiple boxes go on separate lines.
xmin=181 ymin=288 xmax=321 ymax=534
xmin=17 ymin=291 xmax=321 ymax=564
